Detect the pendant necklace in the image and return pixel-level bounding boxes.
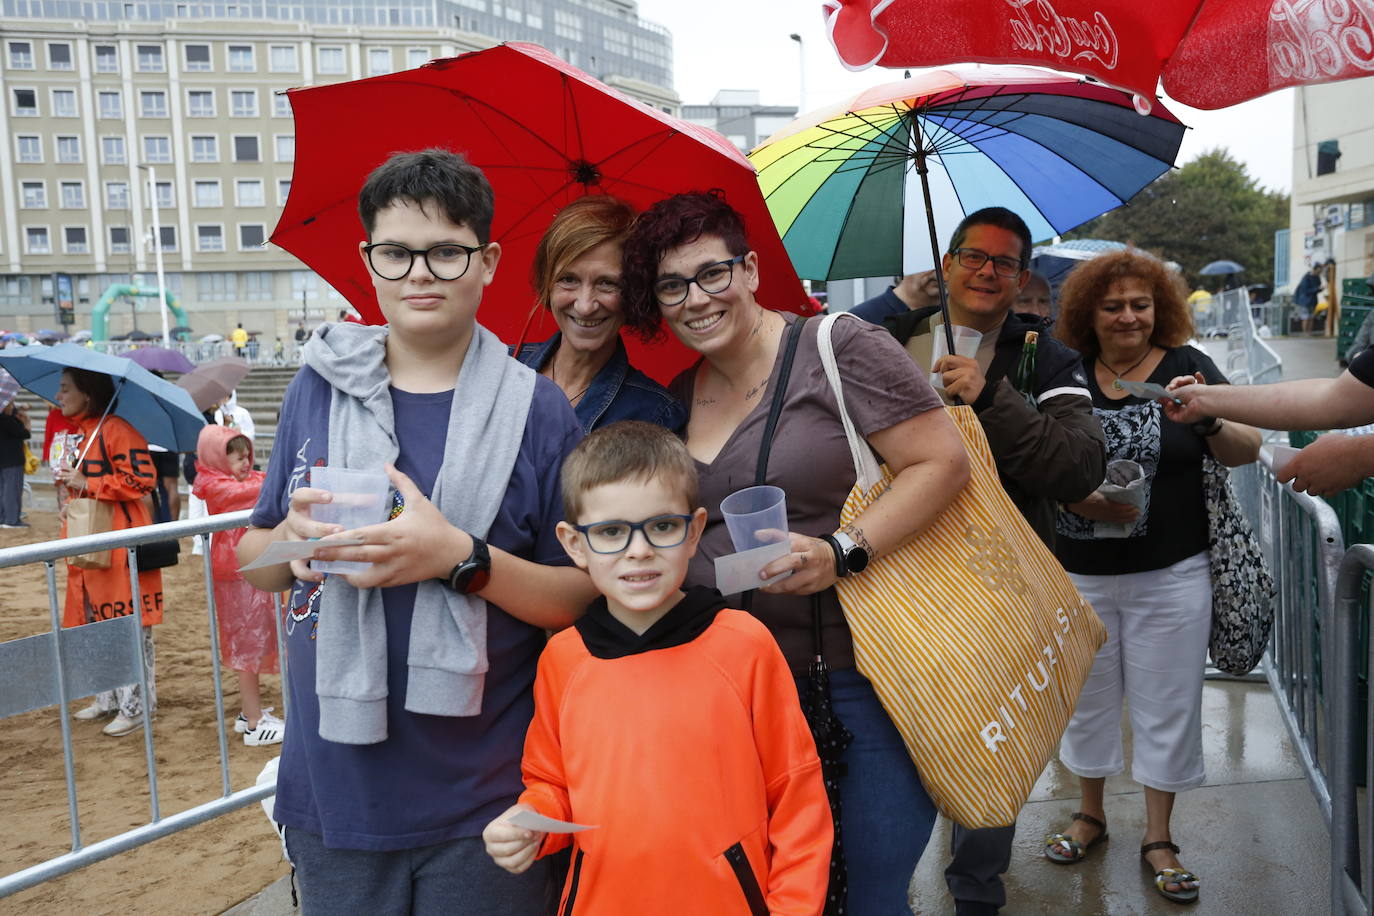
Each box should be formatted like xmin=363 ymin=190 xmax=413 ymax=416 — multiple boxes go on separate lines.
xmin=1098 ymin=347 xmax=1154 ymax=391
xmin=549 ymin=355 xmax=591 ymax=406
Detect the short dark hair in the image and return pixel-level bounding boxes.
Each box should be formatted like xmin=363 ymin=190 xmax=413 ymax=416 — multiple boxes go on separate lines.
xmin=948 ymin=207 xmax=1033 ymax=268
xmin=225 ymin=434 xmax=252 ymax=457
xmin=1054 ymin=248 xmax=1193 ymax=357
xmin=357 ymin=148 xmax=494 ymax=243
xmin=621 ymin=189 xmax=749 ymax=339
xmin=560 ymin=421 xmax=699 ymax=522
xmin=63 ymin=368 xmax=116 ymax=417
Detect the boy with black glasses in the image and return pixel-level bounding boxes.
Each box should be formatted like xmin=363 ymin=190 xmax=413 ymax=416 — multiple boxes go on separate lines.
xmin=483 ymin=421 xmax=832 ymax=915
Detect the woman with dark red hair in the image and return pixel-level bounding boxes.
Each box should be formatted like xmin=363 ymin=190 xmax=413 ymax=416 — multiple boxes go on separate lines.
xmin=622 ymin=190 xmax=970 ymax=915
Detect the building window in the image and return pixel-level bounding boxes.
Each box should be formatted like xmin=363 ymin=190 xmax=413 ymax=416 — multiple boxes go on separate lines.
xmin=368 ymin=47 xmax=392 ymax=76
xmin=143 ymin=135 xmax=173 ymax=163
xmin=8 ymin=41 xmax=34 ymax=69
xmin=184 ymin=43 xmax=211 ymax=71
xmin=60 ymin=181 xmax=86 ymax=209
xmin=16 ymin=135 xmax=42 ymax=163
xmin=277 ymin=178 xmax=292 ymax=204
xmin=109 ymin=226 xmax=131 ymax=254
xmin=106 ymin=181 xmax=130 ymax=209
xmin=52 ymin=89 xmax=78 ymax=117
xmin=197 ymin=271 xmax=237 ymax=300
xmin=317 ymin=46 xmax=345 ymax=74
xmin=148 ymin=180 xmax=175 ymax=208
xmin=26 ymin=227 xmax=51 ymax=254
xmin=12 ymin=88 xmax=37 ymax=116
xmin=236 ymin=179 xmax=265 ymax=207
xmin=48 ymin=43 xmax=73 ymax=70
xmin=269 ymin=45 xmax=298 ymax=72
xmin=230 ymin=89 xmax=258 ymax=117
xmin=157 ymin=225 xmax=177 ymax=252
xmin=273 ymin=92 xmax=291 ymax=117
xmin=197 ymin=224 xmax=225 ymax=251
xmin=275 ymin=135 xmax=295 ymax=162
xmin=56 ymin=136 xmax=82 ymax=163
xmin=244 ymin=271 xmax=273 ymax=300
xmin=64 ymin=226 xmax=89 ymax=254
xmin=190 ymin=134 xmax=219 ymax=162
xmin=407 ymin=47 xmax=430 ymax=69
xmin=136 ymin=44 xmax=165 ymax=72
xmin=228 ymin=44 xmax=255 ymax=72
xmin=98 ymin=90 xmax=122 ymax=119
xmin=94 ymin=44 xmax=118 ymax=73
xmin=239 ymin=224 xmax=266 ymax=249
xmin=102 ymin=136 xmax=126 ymax=164
xmin=193 ymin=179 xmax=222 ymax=207
xmin=554 ymin=10 xmax=583 ymax=41
xmin=140 ymin=90 xmax=169 ymax=118
xmin=187 ymin=89 xmax=215 ymax=117
xmin=21 ymin=181 xmax=47 ymax=209
xmin=233 ymin=135 xmax=260 ymax=162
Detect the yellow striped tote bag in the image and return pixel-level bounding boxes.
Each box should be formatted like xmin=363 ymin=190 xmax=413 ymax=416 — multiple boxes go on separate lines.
xmin=818 ymin=313 xmax=1106 ymax=828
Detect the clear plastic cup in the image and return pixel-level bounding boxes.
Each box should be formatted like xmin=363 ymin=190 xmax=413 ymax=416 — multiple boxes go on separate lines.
xmin=309 ymin=466 xmax=391 ymax=575
xmin=720 ymin=485 xmax=789 ymax=553
xmin=929 ymin=325 xmax=983 ymax=390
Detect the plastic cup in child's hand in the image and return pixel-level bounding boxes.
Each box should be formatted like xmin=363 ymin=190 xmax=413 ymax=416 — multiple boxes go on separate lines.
xmin=309 ymin=466 xmax=391 ymax=574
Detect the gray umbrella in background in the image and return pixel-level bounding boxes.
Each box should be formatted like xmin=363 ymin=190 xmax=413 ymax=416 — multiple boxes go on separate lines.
xmin=177 ymin=356 xmax=250 ymax=412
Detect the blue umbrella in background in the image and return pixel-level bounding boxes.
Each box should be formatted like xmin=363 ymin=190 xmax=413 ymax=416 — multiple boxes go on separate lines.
xmin=0 ymin=344 xmax=204 ymax=451
xmin=1200 ymin=259 xmax=1245 ymax=276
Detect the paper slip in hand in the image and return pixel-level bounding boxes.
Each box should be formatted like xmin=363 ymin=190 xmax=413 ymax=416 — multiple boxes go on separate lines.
xmin=714 ymin=540 xmax=792 ymax=596
xmin=1114 ymin=378 xmax=1182 ymax=404
xmin=238 ymin=537 xmax=364 ymax=572
xmin=507 ymin=809 xmax=597 ymax=834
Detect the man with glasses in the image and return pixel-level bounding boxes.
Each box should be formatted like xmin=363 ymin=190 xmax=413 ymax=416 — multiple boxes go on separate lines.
xmin=853 ymin=206 xmax=1105 ymax=916
xmin=239 ymin=149 xmax=593 ymax=914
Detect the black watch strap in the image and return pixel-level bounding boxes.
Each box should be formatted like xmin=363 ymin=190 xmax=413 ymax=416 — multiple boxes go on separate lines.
xmin=821 ymin=533 xmax=847 ymax=578
xmin=443 ymin=536 xmax=491 ymax=594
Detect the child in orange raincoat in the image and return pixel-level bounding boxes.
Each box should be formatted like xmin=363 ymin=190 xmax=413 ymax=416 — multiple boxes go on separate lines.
xmin=57 ymin=368 xmax=163 ymax=737
xmin=193 ymin=425 xmax=283 ymax=746
xmin=483 ymin=423 xmax=832 ymax=915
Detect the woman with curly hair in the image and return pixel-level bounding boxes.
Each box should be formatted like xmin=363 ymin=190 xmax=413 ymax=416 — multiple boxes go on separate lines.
xmin=514 ymin=195 xmax=686 ymax=433
xmin=1043 ymin=249 xmax=1259 ymax=905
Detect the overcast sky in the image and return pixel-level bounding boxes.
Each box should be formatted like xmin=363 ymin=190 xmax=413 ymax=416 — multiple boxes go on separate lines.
xmin=636 ymin=0 xmax=1295 ymax=194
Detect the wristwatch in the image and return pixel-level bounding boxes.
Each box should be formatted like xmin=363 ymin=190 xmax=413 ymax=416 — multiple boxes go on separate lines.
xmin=829 ymin=531 xmax=870 ymax=577
xmin=441 ymin=536 xmax=491 ymax=594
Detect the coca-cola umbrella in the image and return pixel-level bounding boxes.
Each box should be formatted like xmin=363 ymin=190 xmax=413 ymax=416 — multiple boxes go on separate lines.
xmin=821 ymin=0 xmax=1374 ymax=111
xmin=272 ymin=42 xmax=808 ymax=385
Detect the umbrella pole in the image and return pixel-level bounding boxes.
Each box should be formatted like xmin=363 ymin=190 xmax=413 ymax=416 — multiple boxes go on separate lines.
xmin=912 ymin=128 xmax=963 ymax=406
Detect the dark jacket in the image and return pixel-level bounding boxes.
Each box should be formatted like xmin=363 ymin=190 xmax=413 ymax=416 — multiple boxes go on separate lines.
xmin=0 ymin=411 xmax=28 ymax=468
xmin=853 ymin=290 xmax=1106 ymax=545
xmin=514 ymin=334 xmax=687 ymax=435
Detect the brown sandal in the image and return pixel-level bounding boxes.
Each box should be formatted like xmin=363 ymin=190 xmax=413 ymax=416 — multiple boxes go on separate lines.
xmin=1141 ymin=840 xmax=1200 ymax=904
xmin=1044 ymin=812 xmax=1108 ymax=864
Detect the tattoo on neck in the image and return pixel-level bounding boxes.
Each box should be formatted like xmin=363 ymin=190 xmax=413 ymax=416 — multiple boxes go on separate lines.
xmin=842 ymin=524 xmax=875 ymax=557
xmin=694 ymin=396 xmax=717 ymax=407
xmin=744 ymin=375 xmax=769 ymax=400
xmin=750 ymin=313 xmax=764 ymax=337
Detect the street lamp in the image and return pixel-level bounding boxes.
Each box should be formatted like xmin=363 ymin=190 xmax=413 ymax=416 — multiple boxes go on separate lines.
xmin=789 ymin=33 xmax=806 ymax=115
xmin=137 ymin=164 xmax=172 ymax=348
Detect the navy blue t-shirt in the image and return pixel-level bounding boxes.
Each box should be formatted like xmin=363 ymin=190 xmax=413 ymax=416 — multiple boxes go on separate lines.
xmin=249 ymin=364 xmax=581 ymax=850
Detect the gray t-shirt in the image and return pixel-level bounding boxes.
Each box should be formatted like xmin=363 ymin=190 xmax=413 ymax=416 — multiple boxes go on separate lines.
xmin=672 ymin=313 xmax=945 ymax=674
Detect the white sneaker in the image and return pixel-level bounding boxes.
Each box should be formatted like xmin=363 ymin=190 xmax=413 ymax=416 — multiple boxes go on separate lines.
xmin=74 ymin=701 xmax=112 ymax=721
xmin=103 ymin=713 xmax=144 ymax=737
xmin=243 ymin=711 xmax=285 ymax=747
xmin=233 ymin=707 xmax=275 ymax=734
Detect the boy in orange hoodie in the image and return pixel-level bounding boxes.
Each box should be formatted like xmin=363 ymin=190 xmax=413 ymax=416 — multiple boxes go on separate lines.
xmin=483 ymin=421 xmax=832 ymax=915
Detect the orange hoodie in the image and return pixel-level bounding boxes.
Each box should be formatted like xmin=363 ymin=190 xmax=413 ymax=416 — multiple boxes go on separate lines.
xmin=519 ymin=593 xmax=833 ymax=915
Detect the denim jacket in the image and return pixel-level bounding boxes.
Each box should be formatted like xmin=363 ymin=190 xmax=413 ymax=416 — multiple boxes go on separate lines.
xmin=514 ymin=334 xmax=687 ymax=434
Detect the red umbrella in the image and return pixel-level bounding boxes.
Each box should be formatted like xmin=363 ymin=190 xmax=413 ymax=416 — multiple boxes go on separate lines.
xmin=272 ymin=42 xmax=807 ymax=384
xmin=821 ymin=0 xmax=1374 ymax=111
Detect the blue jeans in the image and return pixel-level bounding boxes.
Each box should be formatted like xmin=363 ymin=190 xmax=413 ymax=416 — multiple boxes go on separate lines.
xmin=285 ymin=828 xmax=553 ymax=916
xmin=802 ymin=667 xmax=939 ymax=916
xmin=0 ymin=464 xmax=22 ymax=525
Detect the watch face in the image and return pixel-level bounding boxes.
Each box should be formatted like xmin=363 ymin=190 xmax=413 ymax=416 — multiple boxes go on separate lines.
xmin=846 ymin=548 xmax=870 ymax=574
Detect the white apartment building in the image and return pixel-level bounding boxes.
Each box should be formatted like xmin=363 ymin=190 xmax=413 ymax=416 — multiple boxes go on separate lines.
xmin=0 ymin=3 xmax=677 ymax=342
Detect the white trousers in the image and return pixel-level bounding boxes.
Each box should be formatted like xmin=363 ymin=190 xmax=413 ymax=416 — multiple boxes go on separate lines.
xmin=1059 ymin=551 xmax=1212 ymax=793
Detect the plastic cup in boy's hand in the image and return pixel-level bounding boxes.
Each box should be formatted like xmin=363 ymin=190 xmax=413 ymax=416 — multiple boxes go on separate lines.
xmin=309 ymin=466 xmax=391 ymax=575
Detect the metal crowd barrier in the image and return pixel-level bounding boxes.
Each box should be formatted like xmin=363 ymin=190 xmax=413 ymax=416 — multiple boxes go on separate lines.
xmin=1332 ymin=544 xmax=1374 ymax=915
xmin=1230 ymin=447 xmax=1345 ymax=827
xmin=0 ymin=510 xmax=287 ymax=899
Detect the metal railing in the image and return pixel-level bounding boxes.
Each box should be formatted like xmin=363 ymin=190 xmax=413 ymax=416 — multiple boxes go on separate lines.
xmin=0 ymin=510 xmax=287 ymax=899
xmin=1332 ymin=544 xmax=1374 ymax=915
xmin=1230 ymin=447 xmax=1346 ymax=827
xmin=1195 ymin=287 xmax=1284 ymax=385
xmin=84 ymin=339 xmax=301 ymax=367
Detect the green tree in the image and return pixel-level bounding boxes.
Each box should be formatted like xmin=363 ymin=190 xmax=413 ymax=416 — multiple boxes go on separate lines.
xmin=1065 ymin=149 xmax=1290 ymax=289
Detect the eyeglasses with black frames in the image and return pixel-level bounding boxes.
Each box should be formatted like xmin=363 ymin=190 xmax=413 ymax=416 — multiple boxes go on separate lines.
xmin=363 ymin=242 xmax=488 ymax=281
xmin=573 ymin=514 xmax=693 ymax=554
xmin=653 ymin=254 xmax=747 ymax=307
xmin=950 ymin=247 xmax=1024 ymax=279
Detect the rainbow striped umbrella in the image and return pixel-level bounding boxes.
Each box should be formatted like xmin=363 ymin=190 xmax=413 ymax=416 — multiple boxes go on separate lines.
xmin=750 ymin=67 xmax=1186 ymax=281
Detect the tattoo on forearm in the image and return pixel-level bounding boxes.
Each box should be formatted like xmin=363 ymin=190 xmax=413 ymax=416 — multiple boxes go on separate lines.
xmin=842 ymin=523 xmax=875 ymax=557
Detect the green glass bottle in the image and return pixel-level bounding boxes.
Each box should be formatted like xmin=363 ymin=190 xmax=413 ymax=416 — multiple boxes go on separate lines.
xmin=1013 ymin=330 xmax=1038 ymax=408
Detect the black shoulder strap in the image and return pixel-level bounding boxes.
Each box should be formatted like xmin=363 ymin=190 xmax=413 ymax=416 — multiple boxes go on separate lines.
xmin=755 ymin=316 xmax=808 ymax=486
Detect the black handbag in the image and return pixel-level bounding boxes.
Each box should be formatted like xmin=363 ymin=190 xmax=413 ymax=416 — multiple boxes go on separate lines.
xmin=134 ymin=486 xmax=181 ymax=571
